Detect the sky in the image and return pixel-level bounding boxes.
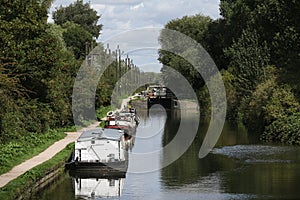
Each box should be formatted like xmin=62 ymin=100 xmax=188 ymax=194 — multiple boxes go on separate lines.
xmin=48 ymin=0 xmax=221 ymax=72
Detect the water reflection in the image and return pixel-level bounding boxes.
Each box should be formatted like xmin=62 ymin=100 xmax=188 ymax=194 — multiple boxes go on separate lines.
xmin=72 ymin=177 xmax=125 ymax=199
xmin=69 ymin=107 xmax=167 ymax=200
xmin=36 ymin=108 xmax=300 ymax=200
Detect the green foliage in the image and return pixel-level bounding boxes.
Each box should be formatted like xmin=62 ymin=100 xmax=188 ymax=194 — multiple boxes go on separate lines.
xmin=220 ymin=70 xmax=238 ymax=120
xmin=159 ymin=14 xmax=213 ymax=90
xmin=239 ymin=66 xmax=300 ymax=132
xmin=0 ymin=0 xmax=101 ymax=143
xmin=62 ymin=22 xmax=94 ymax=59
xmin=203 ymin=19 xmax=231 ymax=69
xmin=262 ymin=113 xmax=300 ymax=145
xmin=220 ymin=0 xmax=300 ymax=68
xmin=225 ymin=29 xmax=270 ymax=95
xmin=96 ymin=81 xmax=113 ymax=107
xmin=0 ymin=1 xmax=52 ymax=100
xmin=197 ymin=86 xmax=211 ymax=118
xmin=96 ymin=106 xmax=112 ymax=128
xmin=52 ymin=0 xmax=102 ymax=38
xmin=0 ymin=143 xmax=74 ymax=199
xmin=0 ymin=129 xmax=69 ymax=175
xmin=0 ymin=66 xmax=24 ymax=140
xmin=164 ymin=15 xmax=212 ymax=42
xmin=159 ymin=0 xmax=300 ymax=145
xmin=96 ymin=106 xmax=112 ymax=121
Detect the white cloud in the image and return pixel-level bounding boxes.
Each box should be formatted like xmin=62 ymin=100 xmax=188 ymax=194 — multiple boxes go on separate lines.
xmin=91 ymin=0 xmax=142 ymax=5
xmin=130 ymin=2 xmax=144 ymax=10
xmin=50 ymin=0 xmax=220 ymax=39
xmin=49 ymin=0 xmax=221 ymax=72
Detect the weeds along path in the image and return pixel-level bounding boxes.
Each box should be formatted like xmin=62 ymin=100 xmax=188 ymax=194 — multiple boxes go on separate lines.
xmin=0 ymin=121 xmax=100 ymax=188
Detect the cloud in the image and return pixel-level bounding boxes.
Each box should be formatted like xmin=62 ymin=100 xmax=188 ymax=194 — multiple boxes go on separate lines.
xmin=130 ymin=2 xmax=144 ymax=10
xmin=91 ymin=0 xmax=142 ymax=5
xmin=49 ymin=0 xmax=221 ymax=71
xmin=50 ymin=0 xmax=220 ymax=37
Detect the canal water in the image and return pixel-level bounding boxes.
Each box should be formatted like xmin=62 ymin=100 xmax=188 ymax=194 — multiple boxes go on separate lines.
xmin=35 ymin=106 xmax=300 ymax=200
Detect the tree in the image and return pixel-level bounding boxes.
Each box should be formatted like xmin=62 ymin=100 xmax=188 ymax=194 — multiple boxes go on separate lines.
xmin=224 ymin=29 xmax=270 ymax=95
xmin=62 ymin=22 xmax=94 ymax=59
xmin=203 ymin=19 xmax=231 ymax=69
xmin=219 ymin=0 xmax=300 ymax=68
xmin=0 ymin=0 xmax=58 ymax=101
xmin=158 ymin=15 xmax=213 ymax=90
xmin=0 ymin=0 xmax=82 ymax=142
xmin=52 ymin=0 xmax=102 ymax=39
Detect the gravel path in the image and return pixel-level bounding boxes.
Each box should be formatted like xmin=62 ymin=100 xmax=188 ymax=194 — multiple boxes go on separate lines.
xmin=0 ymin=121 xmax=100 ymax=188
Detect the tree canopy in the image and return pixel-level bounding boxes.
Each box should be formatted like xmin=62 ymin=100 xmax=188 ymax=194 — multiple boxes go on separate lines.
xmin=159 ymin=0 xmax=300 ymax=143
xmin=0 ymin=0 xmax=103 ymax=142
xmin=158 ymin=15 xmax=213 ymax=90
xmin=53 ymin=0 xmax=102 ymax=38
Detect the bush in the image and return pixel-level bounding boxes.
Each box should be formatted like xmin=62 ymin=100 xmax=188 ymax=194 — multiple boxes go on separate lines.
xmin=96 ymin=106 xmax=112 ymax=121
xmin=222 ymin=70 xmax=238 ymax=121
xmin=239 ymin=66 xmax=300 ymax=132
xmin=262 ymin=113 xmax=300 ymax=145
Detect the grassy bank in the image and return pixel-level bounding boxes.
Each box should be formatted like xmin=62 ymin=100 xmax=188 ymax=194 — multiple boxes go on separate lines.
xmin=0 ymin=105 xmax=111 ymax=177
xmin=0 ymin=143 xmax=74 ymax=199
xmin=96 ymin=106 xmax=113 ymax=128
xmin=0 ymin=126 xmax=76 ymax=175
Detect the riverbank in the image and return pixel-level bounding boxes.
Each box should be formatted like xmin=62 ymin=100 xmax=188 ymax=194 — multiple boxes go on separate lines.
xmin=29 ymin=106 xmax=300 ymax=200
xmin=0 ymin=99 xmax=132 ymax=198
xmin=0 ymin=143 xmax=74 ymax=199
xmin=0 ymin=127 xmax=74 ymax=176
xmin=0 ymin=121 xmax=100 ymax=189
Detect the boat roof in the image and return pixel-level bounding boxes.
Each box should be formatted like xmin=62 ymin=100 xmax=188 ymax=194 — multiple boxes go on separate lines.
xmin=78 ymin=128 xmax=123 ymax=141
xmin=118 ymin=112 xmax=132 ymax=115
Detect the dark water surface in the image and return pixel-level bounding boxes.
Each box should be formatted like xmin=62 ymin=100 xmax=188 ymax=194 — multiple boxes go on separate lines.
xmin=35 ymin=108 xmax=300 ymax=200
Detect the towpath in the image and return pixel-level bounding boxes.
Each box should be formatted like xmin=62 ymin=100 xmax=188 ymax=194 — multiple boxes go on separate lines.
xmin=116 ymin=96 xmax=132 ymax=112
xmin=0 ymin=121 xmax=100 ymax=188
xmin=0 ymin=97 xmax=133 ymax=188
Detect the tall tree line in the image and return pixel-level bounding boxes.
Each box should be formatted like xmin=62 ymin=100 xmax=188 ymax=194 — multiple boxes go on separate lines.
xmin=0 ymin=0 xmax=143 ymax=143
xmin=159 ymin=0 xmax=300 ymax=143
xmin=0 ymin=0 xmax=107 ymax=143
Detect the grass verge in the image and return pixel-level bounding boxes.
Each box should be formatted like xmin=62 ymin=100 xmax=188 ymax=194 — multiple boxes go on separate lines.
xmin=0 ymin=143 xmax=74 ymax=199
xmin=96 ymin=106 xmax=113 ymax=128
xmin=0 ymin=126 xmax=76 ymax=175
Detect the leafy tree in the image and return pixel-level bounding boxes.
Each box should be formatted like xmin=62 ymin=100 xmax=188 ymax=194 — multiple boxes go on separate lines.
xmin=0 ymin=0 xmax=60 ymax=101
xmin=0 ymin=65 xmax=23 ymax=141
xmin=163 ymin=15 xmax=212 ymax=42
xmin=158 ymin=15 xmax=213 ymax=90
xmin=220 ymin=0 xmax=300 ymax=68
xmin=240 ymin=66 xmax=300 ymax=132
xmin=224 ymin=29 xmax=270 ymax=95
xmin=0 ymin=0 xmax=81 ymax=142
xmin=203 ymin=19 xmax=231 ymax=69
xmin=62 ymin=22 xmax=94 ymax=59
xmin=52 ymin=0 xmax=102 ymax=38
xmin=262 ymin=113 xmax=300 ymax=144
xmin=45 ymin=24 xmax=78 ymax=127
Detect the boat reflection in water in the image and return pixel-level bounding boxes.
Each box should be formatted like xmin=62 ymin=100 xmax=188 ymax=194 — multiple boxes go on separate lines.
xmin=74 ymin=178 xmax=125 ymax=198
xmin=70 ymin=170 xmax=125 ymax=199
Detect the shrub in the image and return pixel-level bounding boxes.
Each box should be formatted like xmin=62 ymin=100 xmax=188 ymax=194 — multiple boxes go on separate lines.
xmin=262 ymin=113 xmax=300 ymax=144
xmin=239 ymin=66 xmax=300 ymax=132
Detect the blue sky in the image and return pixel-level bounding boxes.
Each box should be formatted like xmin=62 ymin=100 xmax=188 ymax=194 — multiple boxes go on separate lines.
xmin=49 ymin=0 xmax=221 ymax=72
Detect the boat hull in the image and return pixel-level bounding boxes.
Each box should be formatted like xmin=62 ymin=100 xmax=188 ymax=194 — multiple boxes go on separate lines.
xmin=66 ymin=160 xmax=128 ymax=177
